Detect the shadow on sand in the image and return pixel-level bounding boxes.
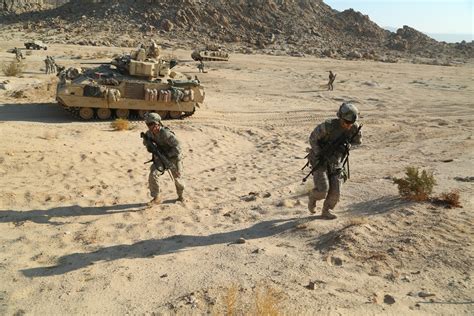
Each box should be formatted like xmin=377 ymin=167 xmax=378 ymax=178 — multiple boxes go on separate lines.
xmin=21 ymin=216 xmax=316 ymax=277
xmin=345 ymin=195 xmax=413 ymax=216
xmin=0 ymin=102 xmax=73 ymax=123
xmin=0 ymin=203 xmax=147 ymax=225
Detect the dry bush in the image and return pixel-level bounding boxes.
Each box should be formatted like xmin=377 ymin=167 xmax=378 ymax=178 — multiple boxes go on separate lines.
xmin=393 ymin=167 xmax=436 ymax=201
xmin=432 ymin=190 xmax=462 ymax=208
xmin=2 ymin=61 xmax=24 ymax=76
xmin=345 ymin=216 xmax=368 ymax=228
xmin=254 ymin=284 xmax=284 ymax=316
xmin=111 ymin=118 xmax=130 ymax=131
xmin=224 ymin=284 xmax=238 ymax=316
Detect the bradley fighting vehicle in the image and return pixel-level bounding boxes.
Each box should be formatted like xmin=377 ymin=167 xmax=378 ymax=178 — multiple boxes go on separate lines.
xmin=56 ymin=42 xmax=205 ymax=120
xmin=191 ymin=44 xmax=229 ymax=62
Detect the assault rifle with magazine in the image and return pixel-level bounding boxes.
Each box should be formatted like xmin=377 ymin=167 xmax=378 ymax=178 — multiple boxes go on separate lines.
xmin=302 ymin=124 xmax=363 ymax=182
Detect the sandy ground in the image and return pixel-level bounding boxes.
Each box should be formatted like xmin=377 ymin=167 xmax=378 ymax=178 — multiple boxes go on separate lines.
xmin=0 ymin=37 xmax=473 ymax=315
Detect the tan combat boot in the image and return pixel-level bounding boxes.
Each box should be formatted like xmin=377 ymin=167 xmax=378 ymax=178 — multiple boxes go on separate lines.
xmin=147 ymin=196 xmax=161 ymax=207
xmin=177 ymin=194 xmax=187 ymax=203
xmin=308 ymin=191 xmax=317 ymax=214
xmin=321 ymin=207 xmax=337 ymax=220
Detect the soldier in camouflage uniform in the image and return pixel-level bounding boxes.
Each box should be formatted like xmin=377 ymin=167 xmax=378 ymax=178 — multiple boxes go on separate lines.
xmin=143 ymin=113 xmax=185 ymax=205
xmin=328 ymin=70 xmax=336 ymax=91
xmin=307 ymin=103 xmax=362 ymax=219
xmin=13 ymin=48 xmax=24 ymax=62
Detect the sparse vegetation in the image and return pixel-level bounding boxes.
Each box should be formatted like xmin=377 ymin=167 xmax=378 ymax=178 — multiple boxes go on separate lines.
xmin=254 ymin=284 xmax=284 ymax=316
xmin=2 ymin=61 xmax=24 ymax=76
xmin=224 ymin=284 xmax=238 ymax=315
xmin=345 ymin=216 xmax=368 ymax=228
xmin=432 ymin=190 xmax=462 ymax=208
xmin=393 ymin=167 xmax=436 ymax=201
xmin=111 ymin=118 xmax=130 ymax=131
xmin=220 ymin=284 xmax=284 ymax=315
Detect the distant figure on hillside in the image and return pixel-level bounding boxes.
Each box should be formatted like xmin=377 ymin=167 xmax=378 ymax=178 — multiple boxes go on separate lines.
xmin=328 ymin=70 xmax=336 ymax=91
xmin=197 ymin=60 xmax=207 ymax=73
xmin=44 ymin=56 xmax=56 ymax=74
xmin=44 ymin=56 xmax=51 ymax=74
xmin=13 ymin=47 xmax=24 ymax=62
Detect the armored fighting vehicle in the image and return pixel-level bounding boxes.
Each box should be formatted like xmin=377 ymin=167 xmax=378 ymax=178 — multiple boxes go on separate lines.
xmin=24 ymin=40 xmax=48 ymax=50
xmin=56 ymin=43 xmax=205 ymax=120
xmin=191 ymin=44 xmax=229 ymax=62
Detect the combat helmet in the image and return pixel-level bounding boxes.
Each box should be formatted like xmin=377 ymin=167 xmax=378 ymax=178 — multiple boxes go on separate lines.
xmin=337 ymin=103 xmax=359 ymax=123
xmin=144 ymin=112 xmax=162 ymax=124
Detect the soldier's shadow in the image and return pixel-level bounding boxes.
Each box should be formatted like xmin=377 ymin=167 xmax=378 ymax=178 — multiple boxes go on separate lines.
xmin=0 ymin=203 xmax=147 ymax=225
xmin=20 ymin=216 xmax=310 ymax=278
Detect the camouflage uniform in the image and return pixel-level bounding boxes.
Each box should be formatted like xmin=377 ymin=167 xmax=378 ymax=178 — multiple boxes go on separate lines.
xmin=143 ymin=114 xmax=185 ymax=202
xmin=14 ymin=48 xmax=23 ymax=62
xmin=328 ymin=71 xmax=336 ymax=91
xmin=308 ymin=103 xmax=362 ymax=219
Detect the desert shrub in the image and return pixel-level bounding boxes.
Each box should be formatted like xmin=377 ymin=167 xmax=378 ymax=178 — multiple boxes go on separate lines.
xmin=219 ymin=284 xmax=284 ymax=315
xmin=432 ymin=190 xmax=462 ymax=208
xmin=393 ymin=167 xmax=436 ymax=201
xmin=2 ymin=61 xmax=24 ymax=76
xmin=224 ymin=284 xmax=238 ymax=316
xmin=111 ymin=118 xmax=130 ymax=131
xmin=254 ymin=285 xmax=284 ymax=316
xmin=345 ymin=216 xmax=368 ymax=228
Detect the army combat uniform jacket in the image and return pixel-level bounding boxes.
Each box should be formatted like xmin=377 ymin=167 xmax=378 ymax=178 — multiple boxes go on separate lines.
xmin=308 ymin=118 xmax=362 ymax=174
xmin=144 ymin=127 xmax=181 ymax=161
xmin=144 ymin=126 xmax=184 ymax=199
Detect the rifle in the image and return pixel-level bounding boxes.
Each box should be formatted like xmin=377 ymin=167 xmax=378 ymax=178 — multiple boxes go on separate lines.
xmin=302 ymin=124 xmax=362 ymax=182
xmin=140 ymin=132 xmax=178 ymax=177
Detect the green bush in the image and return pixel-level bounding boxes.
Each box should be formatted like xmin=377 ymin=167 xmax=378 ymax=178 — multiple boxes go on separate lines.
xmin=393 ymin=167 xmax=436 ymax=201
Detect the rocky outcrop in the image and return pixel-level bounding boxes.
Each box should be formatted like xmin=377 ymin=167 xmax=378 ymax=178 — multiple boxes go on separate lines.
xmin=1 ymin=0 xmax=472 ymax=61
xmin=1 ymin=0 xmax=68 ymax=13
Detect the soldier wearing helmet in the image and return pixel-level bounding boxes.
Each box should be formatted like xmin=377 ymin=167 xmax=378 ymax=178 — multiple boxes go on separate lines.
xmin=307 ymin=103 xmax=362 ymax=219
xmin=143 ymin=112 xmax=185 ymax=205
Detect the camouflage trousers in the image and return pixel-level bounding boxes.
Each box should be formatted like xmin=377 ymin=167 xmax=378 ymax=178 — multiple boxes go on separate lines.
xmin=148 ymin=157 xmax=185 ymax=199
xmin=310 ymin=168 xmax=342 ymax=211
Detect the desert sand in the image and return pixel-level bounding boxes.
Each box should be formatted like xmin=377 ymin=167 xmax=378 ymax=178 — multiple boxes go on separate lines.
xmin=0 ymin=39 xmax=473 ymax=315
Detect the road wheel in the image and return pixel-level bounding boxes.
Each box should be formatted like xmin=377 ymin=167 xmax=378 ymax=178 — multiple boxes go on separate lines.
xmin=138 ymin=110 xmax=148 ymax=119
xmin=115 ymin=108 xmax=130 ymax=119
xmin=97 ymin=108 xmax=112 ymax=120
xmin=156 ymin=111 xmax=169 ymax=119
xmin=79 ymin=107 xmax=94 ymax=120
xmin=169 ymin=111 xmax=182 ymax=119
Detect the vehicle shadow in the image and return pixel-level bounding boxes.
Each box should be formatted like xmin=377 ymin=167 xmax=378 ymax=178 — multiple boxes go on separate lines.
xmin=0 ymin=203 xmax=147 ymax=225
xmin=0 ymin=102 xmax=74 ymax=123
xmin=21 ymin=216 xmax=310 ymax=277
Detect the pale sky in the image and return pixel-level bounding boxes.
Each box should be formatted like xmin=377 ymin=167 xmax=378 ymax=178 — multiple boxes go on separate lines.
xmin=324 ymin=0 xmax=473 ymax=42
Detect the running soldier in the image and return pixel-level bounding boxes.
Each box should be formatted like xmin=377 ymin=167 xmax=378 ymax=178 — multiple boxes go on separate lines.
xmin=306 ymin=103 xmax=362 ymax=219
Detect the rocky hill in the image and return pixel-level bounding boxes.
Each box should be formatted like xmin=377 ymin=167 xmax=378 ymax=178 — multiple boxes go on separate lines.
xmin=1 ymin=0 xmax=472 ymax=62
